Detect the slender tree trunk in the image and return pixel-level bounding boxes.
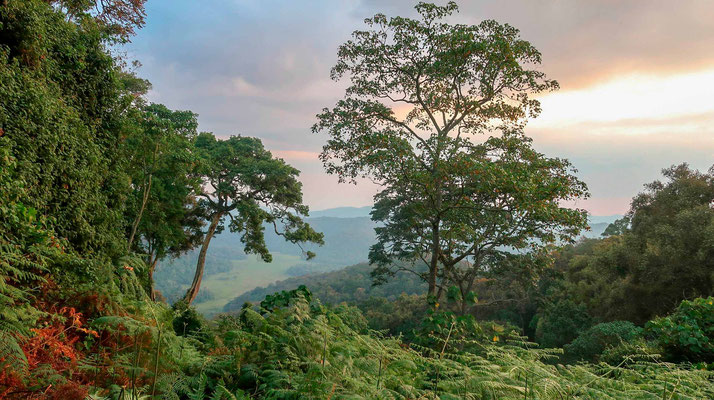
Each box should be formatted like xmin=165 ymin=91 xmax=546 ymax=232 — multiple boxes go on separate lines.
xmin=128 ymin=144 xmax=159 ymax=251
xmin=428 ymin=163 xmax=443 ymax=301
xmin=428 ymin=220 xmax=440 ymax=299
xmin=182 ymin=212 xmax=221 ymax=305
xmin=435 ymin=284 xmax=444 ymax=303
xmin=459 ymin=277 xmax=475 ymax=316
xmin=148 ymin=256 xmax=158 ymax=301
xmin=127 ymin=173 xmax=152 ymax=251
xmin=459 ymin=283 xmax=467 ymax=315
xmin=428 ymin=157 xmax=443 ymax=300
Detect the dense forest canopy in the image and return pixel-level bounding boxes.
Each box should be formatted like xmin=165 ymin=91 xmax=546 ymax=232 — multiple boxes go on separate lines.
xmin=1 ymin=1 xmax=713 ymax=399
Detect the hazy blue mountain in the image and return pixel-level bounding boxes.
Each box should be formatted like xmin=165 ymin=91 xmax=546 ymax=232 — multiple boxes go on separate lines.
xmin=155 ymin=206 xmax=622 ymax=310
xmin=588 ymin=214 xmax=623 ymax=225
xmin=583 ymin=222 xmax=609 ymax=238
xmin=252 ymin=216 xmax=376 ymax=265
xmin=155 ymin=211 xmax=377 ymax=303
xmin=580 ymin=215 xmax=623 ymax=239
xmin=309 ymin=206 xmax=372 ymax=218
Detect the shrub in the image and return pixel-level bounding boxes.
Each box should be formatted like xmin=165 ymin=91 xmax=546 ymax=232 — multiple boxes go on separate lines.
xmin=564 ymin=321 xmax=642 ymax=363
xmin=599 ymin=339 xmax=659 ymax=366
xmin=645 ymin=296 xmax=714 ymax=362
xmin=360 ymin=294 xmax=427 ymax=337
xmin=172 ymin=300 xmax=216 ymax=349
xmin=535 ymin=300 xmax=592 ymax=348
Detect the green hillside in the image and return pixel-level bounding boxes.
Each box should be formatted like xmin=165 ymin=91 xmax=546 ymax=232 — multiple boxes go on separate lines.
xmin=159 ymin=214 xmax=613 ymax=312
xmin=223 ymin=262 xmax=427 ymax=312
xmin=155 ymin=215 xmax=377 ymax=305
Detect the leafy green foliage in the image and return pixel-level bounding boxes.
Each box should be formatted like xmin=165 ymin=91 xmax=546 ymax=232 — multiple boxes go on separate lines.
xmin=49 ymin=0 xmax=147 ymax=41
xmin=564 ymin=321 xmax=643 ymax=363
xmin=361 ymin=294 xmax=428 ymax=337
xmin=0 ymin=143 xmax=51 ymax=335
xmin=553 ymin=164 xmax=714 ymax=323
xmin=3 ymin=1 xmax=714 ymax=398
xmin=259 ymin=285 xmax=313 ymax=312
xmin=535 ymin=300 xmax=592 ymax=349
xmin=123 ymin=102 xmax=205 ymax=299
xmin=182 ymin=132 xmax=324 ymax=304
xmin=314 ymin=1 xmax=588 ymax=304
xmin=646 ymin=297 xmax=714 ymax=363
xmin=1 ymin=0 xmax=131 ymax=258
xmin=223 ymin=262 xmax=427 ymax=313
xmin=181 ymin=288 xmax=714 ymax=399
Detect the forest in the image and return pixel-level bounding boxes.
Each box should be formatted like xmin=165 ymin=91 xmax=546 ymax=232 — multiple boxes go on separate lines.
xmin=1 ymin=1 xmax=713 ymax=399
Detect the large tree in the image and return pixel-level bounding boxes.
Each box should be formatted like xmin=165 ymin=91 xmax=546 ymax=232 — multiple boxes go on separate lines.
xmin=123 ymin=103 xmax=205 ymax=300
xmin=124 ymin=104 xmax=199 ymax=249
xmin=182 ymin=133 xmax=324 ymax=305
xmin=313 ymin=2 xmax=588 ymax=302
xmin=49 ymin=0 xmax=147 ymax=40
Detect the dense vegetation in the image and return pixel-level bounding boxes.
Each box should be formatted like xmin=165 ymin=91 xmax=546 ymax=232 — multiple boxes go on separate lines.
xmin=223 ymin=263 xmax=427 ymax=312
xmin=1 ymin=1 xmax=713 ymax=399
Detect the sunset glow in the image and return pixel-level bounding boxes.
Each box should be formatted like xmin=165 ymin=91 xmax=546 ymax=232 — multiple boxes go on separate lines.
xmin=534 ymin=68 xmax=714 ymax=131
xmin=128 ymin=0 xmax=714 ymax=215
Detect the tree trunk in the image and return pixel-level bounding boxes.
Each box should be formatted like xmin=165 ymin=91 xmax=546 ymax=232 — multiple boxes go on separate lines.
xmin=128 ymin=144 xmax=159 ymax=251
xmin=428 ymin=164 xmax=443 ymax=302
xmin=428 ymin=262 xmax=438 ymax=298
xmin=182 ymin=212 xmax=221 ymax=305
xmin=127 ymin=173 xmax=152 ymax=251
xmin=435 ymin=284 xmax=444 ymax=303
xmin=459 ymin=277 xmax=475 ymax=316
xmin=148 ymin=256 xmax=158 ymax=301
xmin=428 ymin=221 xmax=440 ymax=299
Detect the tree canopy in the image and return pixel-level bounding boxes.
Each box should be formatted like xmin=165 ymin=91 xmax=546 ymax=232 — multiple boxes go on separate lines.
xmin=182 ymin=133 xmax=324 ymax=304
xmin=2 ymin=1 xmax=714 ymax=398
xmin=314 ymin=1 xmax=588 ymax=303
xmin=555 ymin=164 xmax=714 ymax=323
xmin=122 ymin=103 xmax=205 ymax=299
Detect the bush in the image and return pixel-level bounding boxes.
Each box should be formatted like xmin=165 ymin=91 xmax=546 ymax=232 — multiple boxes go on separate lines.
xmin=535 ymin=300 xmax=592 ymax=348
xmin=360 ymin=294 xmax=427 ymax=337
xmin=599 ymin=339 xmax=659 ymax=366
xmin=172 ymin=300 xmax=216 ymax=349
xmin=645 ymin=296 xmax=714 ymax=362
xmin=564 ymin=321 xmax=642 ymax=363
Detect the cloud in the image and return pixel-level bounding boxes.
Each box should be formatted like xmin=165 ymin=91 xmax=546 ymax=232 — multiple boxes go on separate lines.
xmin=272 ymin=150 xmax=320 ymax=162
xmin=126 ymin=0 xmax=714 ymax=214
xmin=528 ymin=126 xmax=714 ymax=215
xmin=532 ymin=68 xmax=714 ymax=128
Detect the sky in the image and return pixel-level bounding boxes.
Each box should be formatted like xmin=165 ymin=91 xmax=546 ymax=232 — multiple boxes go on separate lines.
xmin=126 ymin=0 xmax=714 ymax=216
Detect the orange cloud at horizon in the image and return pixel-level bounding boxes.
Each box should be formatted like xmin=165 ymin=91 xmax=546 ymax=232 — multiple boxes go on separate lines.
xmin=532 ymin=67 xmax=714 ymax=131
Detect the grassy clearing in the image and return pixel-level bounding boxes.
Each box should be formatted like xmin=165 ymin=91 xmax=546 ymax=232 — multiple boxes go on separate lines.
xmin=194 ymin=253 xmax=304 ymax=315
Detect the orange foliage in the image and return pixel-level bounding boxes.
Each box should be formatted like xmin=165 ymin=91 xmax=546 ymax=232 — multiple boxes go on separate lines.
xmin=47 ymin=382 xmax=88 ymax=400
xmin=0 ymin=282 xmax=159 ymax=399
xmin=0 ymin=303 xmax=106 ymax=398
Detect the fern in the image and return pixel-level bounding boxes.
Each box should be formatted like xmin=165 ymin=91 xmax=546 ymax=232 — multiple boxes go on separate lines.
xmin=0 ymin=331 xmax=28 ymax=373
xmin=184 ymin=289 xmax=714 ymax=399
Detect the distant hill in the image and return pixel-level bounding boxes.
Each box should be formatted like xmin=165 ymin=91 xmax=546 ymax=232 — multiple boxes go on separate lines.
xmin=581 ymin=215 xmax=622 ymax=239
xmin=156 ymin=206 xmax=622 ymax=311
xmin=587 ymin=214 xmax=623 ymax=225
xmin=223 ymin=262 xmax=426 ymax=313
xmin=155 ymin=212 xmax=377 ymax=305
xmin=309 ymin=206 xmax=372 ymax=218
xmin=252 ymin=216 xmax=376 ymax=266
xmin=583 ymin=222 xmax=609 ymax=238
